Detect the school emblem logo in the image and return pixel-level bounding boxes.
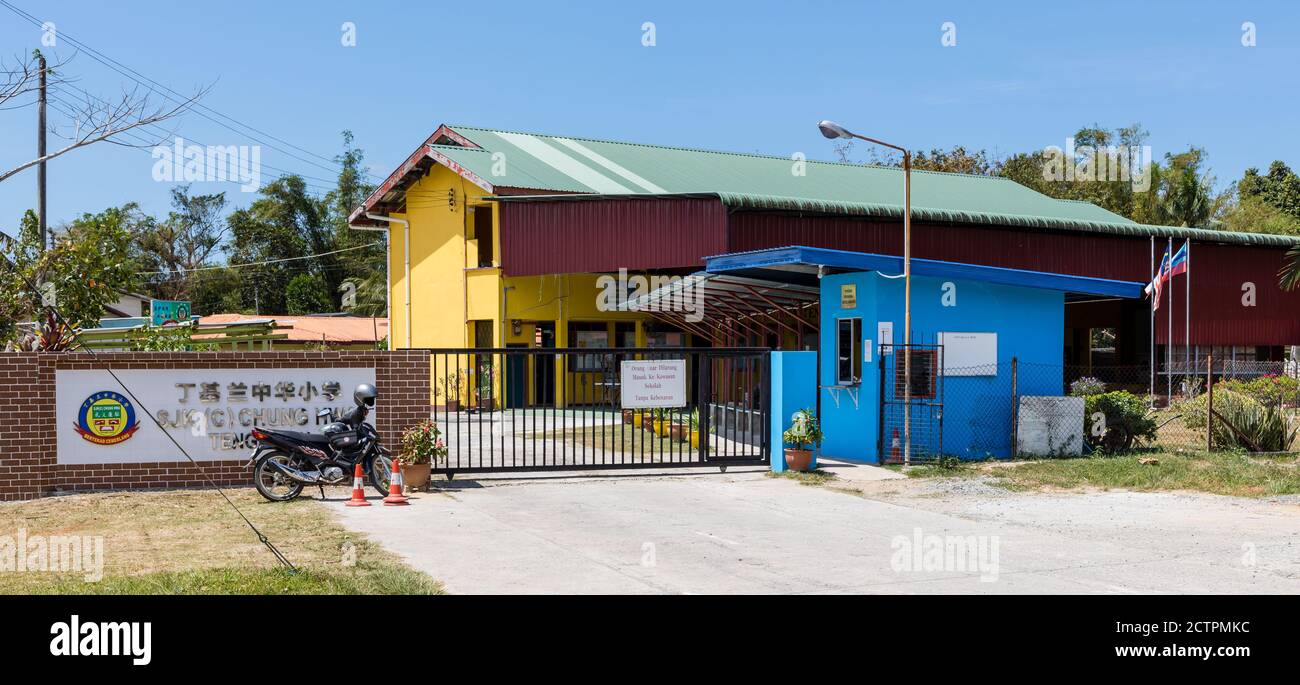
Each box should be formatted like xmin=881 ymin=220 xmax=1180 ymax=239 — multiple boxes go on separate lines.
xmin=73 ymin=391 xmax=140 ymax=445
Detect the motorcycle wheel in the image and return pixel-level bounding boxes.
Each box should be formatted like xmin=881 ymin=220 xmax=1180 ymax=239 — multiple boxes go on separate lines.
xmin=254 ymin=452 xmax=305 ymax=502
xmin=369 ymin=450 xmax=393 ymax=497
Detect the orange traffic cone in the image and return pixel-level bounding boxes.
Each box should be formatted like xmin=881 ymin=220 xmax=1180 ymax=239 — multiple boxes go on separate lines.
xmin=383 ymin=458 xmax=409 ymax=506
xmin=887 ymin=428 xmax=902 ymax=464
xmin=345 ymin=463 xmax=371 ymax=507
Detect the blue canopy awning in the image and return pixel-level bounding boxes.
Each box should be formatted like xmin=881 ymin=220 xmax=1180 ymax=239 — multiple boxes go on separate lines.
xmin=705 ymin=245 xmax=1145 ymax=299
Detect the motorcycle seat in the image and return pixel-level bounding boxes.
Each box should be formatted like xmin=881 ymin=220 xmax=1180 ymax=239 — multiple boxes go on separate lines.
xmin=264 ymin=429 xmax=332 ymax=445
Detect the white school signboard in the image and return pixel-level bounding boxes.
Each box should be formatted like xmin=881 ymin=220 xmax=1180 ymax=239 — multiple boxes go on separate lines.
xmin=620 ymin=360 xmax=687 ymax=409
xmin=55 ymin=368 xmax=376 ymax=464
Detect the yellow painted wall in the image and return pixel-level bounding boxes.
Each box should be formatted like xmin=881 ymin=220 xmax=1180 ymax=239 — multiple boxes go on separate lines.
xmin=383 ymin=163 xmax=656 ymax=407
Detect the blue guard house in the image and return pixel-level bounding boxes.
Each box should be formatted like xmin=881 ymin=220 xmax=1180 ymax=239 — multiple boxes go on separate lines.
xmin=705 ymin=246 xmax=1145 ymax=467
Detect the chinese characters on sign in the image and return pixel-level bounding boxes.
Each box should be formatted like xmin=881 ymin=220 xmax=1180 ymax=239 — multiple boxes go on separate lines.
xmin=55 ymin=368 xmax=377 ymax=464
xmin=158 ymin=377 xmax=355 ymax=452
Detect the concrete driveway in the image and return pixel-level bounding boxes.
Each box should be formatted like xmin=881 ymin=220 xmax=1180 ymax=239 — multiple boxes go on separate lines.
xmin=324 ymin=466 xmax=1300 ymax=594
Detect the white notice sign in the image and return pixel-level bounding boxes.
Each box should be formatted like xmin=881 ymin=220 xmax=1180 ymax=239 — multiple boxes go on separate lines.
xmin=877 ymin=321 xmax=894 ymax=353
xmin=620 ymin=360 xmax=687 ymax=409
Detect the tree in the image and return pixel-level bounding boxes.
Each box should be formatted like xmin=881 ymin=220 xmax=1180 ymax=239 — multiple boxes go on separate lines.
xmin=341 ymin=273 xmax=388 ymax=316
xmin=222 ymin=132 xmax=382 ymax=315
xmin=136 ymin=186 xmax=229 ymax=300
xmin=0 ymin=208 xmax=142 ymax=349
xmin=1220 ymin=195 xmax=1300 ymax=236
xmin=1239 ymin=161 xmax=1300 ymax=221
xmin=225 ymin=195 xmax=306 ymax=315
xmin=328 ymin=131 xmax=383 ymax=289
xmin=285 ymin=273 xmax=331 ymax=315
xmin=0 ymin=51 xmax=204 ymax=184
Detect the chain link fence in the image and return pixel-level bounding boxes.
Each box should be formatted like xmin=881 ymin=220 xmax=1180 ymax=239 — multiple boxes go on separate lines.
xmin=934 ymin=358 xmax=1300 ymax=458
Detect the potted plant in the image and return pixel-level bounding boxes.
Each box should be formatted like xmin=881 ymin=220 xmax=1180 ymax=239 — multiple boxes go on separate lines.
xmin=399 ymin=419 xmax=448 ymax=490
xmin=622 ymin=409 xmax=634 ymax=425
xmin=475 ymin=365 xmax=494 ymax=412
xmin=782 ymin=408 xmax=823 ymax=472
xmin=669 ymin=415 xmax=688 ymax=442
xmin=688 ymin=408 xmax=701 ymax=449
xmin=641 ymin=410 xmax=655 ymax=432
xmin=440 ymin=370 xmax=465 ymax=412
xmin=652 ymin=408 xmax=668 ymax=436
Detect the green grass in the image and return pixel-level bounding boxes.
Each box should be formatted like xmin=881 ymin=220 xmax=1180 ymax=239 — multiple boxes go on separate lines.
xmin=0 ymin=489 xmax=443 ymax=595
xmin=766 ymin=469 xmax=837 ymax=486
xmin=23 ymin=566 xmax=441 ymax=595
xmin=897 ymin=451 xmax=1300 ymax=498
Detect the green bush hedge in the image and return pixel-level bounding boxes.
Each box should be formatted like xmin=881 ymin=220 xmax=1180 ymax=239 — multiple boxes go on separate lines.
xmin=1083 ymin=391 xmax=1157 ymax=453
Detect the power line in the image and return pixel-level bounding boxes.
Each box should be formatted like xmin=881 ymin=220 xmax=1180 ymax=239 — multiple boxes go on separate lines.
xmin=46 ymin=87 xmax=343 ymax=192
xmin=0 ymin=0 xmax=382 ymax=183
xmin=42 ymin=93 xmax=339 ymax=196
xmin=137 ymin=240 xmax=382 ymax=276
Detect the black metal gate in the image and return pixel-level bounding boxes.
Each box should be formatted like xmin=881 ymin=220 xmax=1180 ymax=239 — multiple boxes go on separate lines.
xmin=426 ymin=347 xmax=769 ymax=476
xmin=878 ymin=343 xmax=944 ymax=463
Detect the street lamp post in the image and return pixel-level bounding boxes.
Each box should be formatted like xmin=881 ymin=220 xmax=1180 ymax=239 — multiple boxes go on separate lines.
xmin=818 ymin=120 xmax=913 ymax=466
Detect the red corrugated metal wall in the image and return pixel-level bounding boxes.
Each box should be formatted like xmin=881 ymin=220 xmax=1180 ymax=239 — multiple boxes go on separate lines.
xmin=729 ymin=213 xmax=1300 ymax=345
xmin=499 ymin=198 xmax=727 ymax=276
xmin=498 ymin=198 xmax=1300 ymax=346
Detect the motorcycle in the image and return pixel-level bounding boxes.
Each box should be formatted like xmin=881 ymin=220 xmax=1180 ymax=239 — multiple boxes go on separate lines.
xmin=248 ymin=383 xmax=393 ymax=502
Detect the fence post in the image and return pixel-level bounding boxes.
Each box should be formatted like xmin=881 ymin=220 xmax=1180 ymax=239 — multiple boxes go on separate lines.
xmin=1010 ymin=356 xmax=1019 ymax=457
xmin=697 ymin=355 xmax=711 ymax=463
xmin=1205 ymin=354 xmax=1214 ymax=452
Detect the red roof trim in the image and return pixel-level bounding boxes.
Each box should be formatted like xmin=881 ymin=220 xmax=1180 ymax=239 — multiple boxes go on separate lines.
xmin=349 ymin=124 xmax=483 ymax=225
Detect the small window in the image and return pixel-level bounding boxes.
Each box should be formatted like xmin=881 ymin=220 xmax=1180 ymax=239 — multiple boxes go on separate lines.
xmin=894 ymin=349 xmax=938 ymax=399
xmin=473 ymin=206 xmax=494 ymax=268
xmin=836 ymin=318 xmax=862 ymax=384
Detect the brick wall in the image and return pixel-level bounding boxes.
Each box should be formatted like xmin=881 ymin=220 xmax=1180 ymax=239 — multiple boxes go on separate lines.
xmin=0 ymin=350 xmax=430 ymax=501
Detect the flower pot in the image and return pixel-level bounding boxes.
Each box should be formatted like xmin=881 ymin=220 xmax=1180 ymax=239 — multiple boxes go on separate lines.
xmin=444 ymin=400 xmax=460 ymax=412
xmin=622 ymin=409 xmax=634 ymax=425
xmin=477 ymin=396 xmax=493 ymax=412
xmin=653 ymin=419 xmax=667 ymax=436
xmin=642 ymin=415 xmax=655 ymax=431
xmin=670 ymin=423 xmax=687 ymax=442
xmin=690 ymin=430 xmax=700 ymax=449
xmin=784 ymin=448 xmax=813 ymax=472
xmin=402 ymin=461 xmax=432 ymax=490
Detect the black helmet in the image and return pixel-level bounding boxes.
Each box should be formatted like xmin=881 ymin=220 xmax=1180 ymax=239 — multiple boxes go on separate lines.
xmin=354 ymin=383 xmax=377 ymax=407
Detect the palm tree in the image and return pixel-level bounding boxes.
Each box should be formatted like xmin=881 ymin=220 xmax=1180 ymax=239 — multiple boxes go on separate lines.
xmin=1279 ymin=246 xmax=1300 ymax=291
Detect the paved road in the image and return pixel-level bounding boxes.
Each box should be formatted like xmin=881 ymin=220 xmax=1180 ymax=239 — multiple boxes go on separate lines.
xmin=324 ymin=467 xmax=1300 ymax=594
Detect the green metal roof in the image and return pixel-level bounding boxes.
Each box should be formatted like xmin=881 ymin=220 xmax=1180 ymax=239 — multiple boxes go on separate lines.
xmin=421 ymin=125 xmax=1300 ymax=249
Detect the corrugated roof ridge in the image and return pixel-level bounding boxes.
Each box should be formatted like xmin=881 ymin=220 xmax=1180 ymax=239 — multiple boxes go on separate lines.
xmin=709 ymin=191 xmax=1300 ymax=246
xmin=445 ymin=124 xmax=1022 ymax=183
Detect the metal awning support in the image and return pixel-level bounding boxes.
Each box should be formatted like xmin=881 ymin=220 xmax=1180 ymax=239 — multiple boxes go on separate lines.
xmin=620 ymin=272 xmax=820 ymax=346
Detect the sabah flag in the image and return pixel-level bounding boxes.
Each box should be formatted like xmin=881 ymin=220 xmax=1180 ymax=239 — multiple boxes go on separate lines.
xmin=1167 ymin=241 xmax=1189 ymax=278
xmin=1145 ymin=247 xmax=1171 ymax=309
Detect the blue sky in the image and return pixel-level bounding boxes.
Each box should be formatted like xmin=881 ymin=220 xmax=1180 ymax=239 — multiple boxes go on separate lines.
xmin=2 ymin=0 xmax=1297 ymax=232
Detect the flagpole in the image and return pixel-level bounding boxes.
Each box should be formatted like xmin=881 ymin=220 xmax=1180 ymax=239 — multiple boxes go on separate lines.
xmin=1167 ymin=237 xmax=1173 ymax=403
xmin=1149 ymin=236 xmax=1155 ymax=405
xmin=1185 ymin=239 xmax=1191 ymax=391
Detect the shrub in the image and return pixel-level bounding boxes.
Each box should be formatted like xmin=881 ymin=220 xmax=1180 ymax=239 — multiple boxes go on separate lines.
xmin=399 ymin=420 xmax=448 ymax=465
xmin=1083 ymin=391 xmax=1157 ymax=453
xmin=782 ymin=408 xmax=823 ymax=450
xmin=1213 ymin=390 xmax=1295 ymax=452
xmin=1177 ymin=387 xmax=1299 ymax=452
xmin=1219 ymin=375 xmax=1300 ymax=409
xmin=1069 ymin=376 xmax=1106 ymax=397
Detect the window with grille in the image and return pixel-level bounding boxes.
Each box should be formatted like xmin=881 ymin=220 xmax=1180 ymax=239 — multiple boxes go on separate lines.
xmin=894 ymin=349 xmax=938 ymax=399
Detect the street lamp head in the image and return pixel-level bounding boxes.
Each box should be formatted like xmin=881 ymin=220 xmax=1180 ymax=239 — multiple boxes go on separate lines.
xmin=817 ymin=120 xmax=854 ymax=140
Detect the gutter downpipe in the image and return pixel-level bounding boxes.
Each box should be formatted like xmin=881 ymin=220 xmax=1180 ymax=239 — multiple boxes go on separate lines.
xmin=350 ymin=212 xmax=410 ymax=348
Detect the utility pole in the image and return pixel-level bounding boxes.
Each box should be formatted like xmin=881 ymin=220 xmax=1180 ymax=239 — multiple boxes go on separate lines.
xmin=36 ymin=51 xmax=47 ymax=250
